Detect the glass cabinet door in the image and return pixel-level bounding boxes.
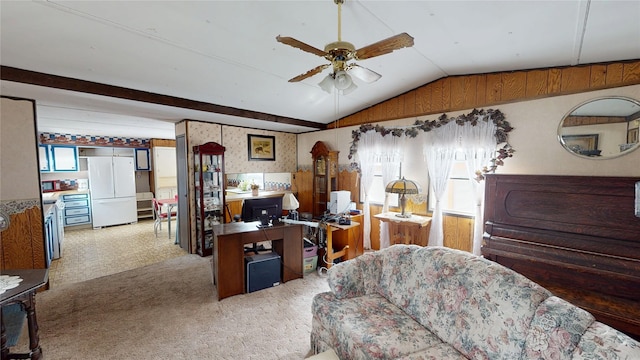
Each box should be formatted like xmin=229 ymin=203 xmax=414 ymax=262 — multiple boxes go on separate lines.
xmin=311 ymin=141 xmax=339 ymax=218
xmin=193 ymin=142 xmax=226 ymax=257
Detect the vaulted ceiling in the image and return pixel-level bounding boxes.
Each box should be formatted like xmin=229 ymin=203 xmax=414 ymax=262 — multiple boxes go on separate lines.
xmin=1 ymin=1 xmax=639 ymax=139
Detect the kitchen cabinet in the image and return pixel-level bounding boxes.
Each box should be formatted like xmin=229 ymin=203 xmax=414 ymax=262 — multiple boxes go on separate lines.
xmin=51 ymin=145 xmax=78 ymax=172
xmin=43 ymin=208 xmax=55 ymax=267
xmin=134 ymin=148 xmax=151 ymax=171
xmin=154 ymin=146 xmax=177 ymax=179
xmin=193 ymin=142 xmax=226 ymax=257
xmin=155 ymin=187 xmax=178 ymax=200
xmin=311 ymin=141 xmax=339 ymax=218
xmin=39 ymin=145 xmax=51 ymax=171
xmin=152 ymin=146 xmax=177 ymax=202
xmin=62 ymin=193 xmax=92 ymax=227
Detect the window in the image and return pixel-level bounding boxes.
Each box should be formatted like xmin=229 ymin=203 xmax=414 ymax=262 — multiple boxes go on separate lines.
xmin=361 ymin=163 xmax=399 ymax=206
xmin=428 ymin=151 xmax=475 ymax=216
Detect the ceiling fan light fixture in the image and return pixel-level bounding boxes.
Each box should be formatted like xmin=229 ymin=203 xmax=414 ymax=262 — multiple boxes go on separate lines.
xmin=333 ymin=70 xmax=352 ymax=90
xmin=318 ymin=75 xmax=335 ymax=93
xmin=342 ymin=81 xmax=358 ymax=95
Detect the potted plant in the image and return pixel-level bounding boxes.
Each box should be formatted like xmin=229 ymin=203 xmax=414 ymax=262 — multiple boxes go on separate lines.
xmin=251 ymin=183 xmax=260 ymax=196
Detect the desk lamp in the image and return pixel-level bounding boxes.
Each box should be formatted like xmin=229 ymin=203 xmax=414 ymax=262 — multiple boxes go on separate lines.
xmin=385 ymin=177 xmax=421 ymax=218
xmin=282 ymin=193 xmax=300 ymax=220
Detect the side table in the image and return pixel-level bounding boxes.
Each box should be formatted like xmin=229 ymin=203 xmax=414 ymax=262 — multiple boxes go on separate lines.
xmin=375 ymin=212 xmax=432 ymax=246
xmin=1 ymin=269 xmax=48 ymax=360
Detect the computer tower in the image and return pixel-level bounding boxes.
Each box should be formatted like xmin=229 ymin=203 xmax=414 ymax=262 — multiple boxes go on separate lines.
xmin=245 ymin=252 xmax=281 ymax=293
xmin=329 ymin=190 xmax=351 ymax=214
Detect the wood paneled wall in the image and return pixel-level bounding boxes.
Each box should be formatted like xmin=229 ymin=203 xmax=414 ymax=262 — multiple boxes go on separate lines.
xmin=0 ymin=206 xmax=46 ymax=270
xmin=292 ymin=170 xmax=313 ymax=215
xmin=331 ymin=60 xmax=640 ymax=128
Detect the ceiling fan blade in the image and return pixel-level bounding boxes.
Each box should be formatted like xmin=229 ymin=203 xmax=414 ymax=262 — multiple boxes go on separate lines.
xmin=288 ymin=64 xmax=330 ymax=82
xmin=276 ymin=35 xmax=328 ymax=58
xmin=355 ymin=32 xmax=414 ymax=60
xmin=347 ymin=64 xmax=382 ymax=83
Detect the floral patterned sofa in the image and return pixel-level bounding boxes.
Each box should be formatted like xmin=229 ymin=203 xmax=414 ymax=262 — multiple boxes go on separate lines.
xmin=311 ymin=245 xmax=640 ymax=359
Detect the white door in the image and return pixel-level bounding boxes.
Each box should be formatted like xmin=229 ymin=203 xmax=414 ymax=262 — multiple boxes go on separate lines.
xmin=88 ymin=157 xmax=115 ymax=200
xmin=113 ymin=157 xmax=136 ymax=198
xmin=154 ymin=147 xmax=177 ymax=178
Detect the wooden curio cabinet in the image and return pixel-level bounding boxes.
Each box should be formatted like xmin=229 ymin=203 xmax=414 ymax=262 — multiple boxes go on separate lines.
xmin=311 ymin=141 xmax=339 ymax=218
xmin=193 ymin=142 xmax=226 ymax=257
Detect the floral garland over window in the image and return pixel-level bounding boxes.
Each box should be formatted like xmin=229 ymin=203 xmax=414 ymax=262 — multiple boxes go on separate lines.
xmin=348 ymin=108 xmax=514 ymax=180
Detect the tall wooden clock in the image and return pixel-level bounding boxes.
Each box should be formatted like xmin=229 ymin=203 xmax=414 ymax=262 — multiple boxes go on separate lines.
xmin=311 ymin=141 xmax=339 ymax=218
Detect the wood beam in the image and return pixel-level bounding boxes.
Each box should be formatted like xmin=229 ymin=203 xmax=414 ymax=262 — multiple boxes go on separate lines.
xmin=0 ymin=66 xmax=325 ymax=131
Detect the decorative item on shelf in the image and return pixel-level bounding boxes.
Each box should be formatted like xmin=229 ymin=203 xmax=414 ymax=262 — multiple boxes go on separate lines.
xmin=385 ymin=177 xmax=421 ymax=218
xmin=282 ymin=193 xmax=300 ymax=220
xmin=251 ymin=183 xmax=260 ymax=196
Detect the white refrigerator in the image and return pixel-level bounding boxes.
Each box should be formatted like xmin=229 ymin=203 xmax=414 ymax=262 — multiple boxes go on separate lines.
xmin=88 ymin=157 xmax=137 ymax=228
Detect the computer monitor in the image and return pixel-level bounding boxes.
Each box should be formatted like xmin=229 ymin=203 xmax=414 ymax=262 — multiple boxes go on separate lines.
xmin=241 ymin=197 xmax=283 ymax=222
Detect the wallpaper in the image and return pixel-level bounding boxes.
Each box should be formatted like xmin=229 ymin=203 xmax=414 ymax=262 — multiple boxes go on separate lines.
xmin=221 ymin=126 xmax=297 ymax=174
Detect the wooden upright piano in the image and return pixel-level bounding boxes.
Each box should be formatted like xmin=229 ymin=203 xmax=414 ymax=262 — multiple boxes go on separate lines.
xmin=482 ymin=174 xmax=640 ymax=340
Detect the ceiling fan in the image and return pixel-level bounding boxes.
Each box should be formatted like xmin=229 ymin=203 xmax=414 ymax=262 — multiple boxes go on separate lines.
xmin=276 ymin=0 xmax=414 ymax=94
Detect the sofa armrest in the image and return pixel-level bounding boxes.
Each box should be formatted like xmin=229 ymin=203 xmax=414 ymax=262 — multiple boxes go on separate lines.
xmin=327 ymin=251 xmax=382 ymax=299
xmin=571 ymin=322 xmax=640 ymax=359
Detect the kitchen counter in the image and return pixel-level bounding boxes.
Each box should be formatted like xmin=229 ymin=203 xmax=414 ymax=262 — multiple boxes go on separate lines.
xmin=43 ymin=203 xmax=55 ymax=219
xmin=42 ymin=189 xmax=90 ymax=203
xmin=225 ymin=190 xmax=289 ymax=202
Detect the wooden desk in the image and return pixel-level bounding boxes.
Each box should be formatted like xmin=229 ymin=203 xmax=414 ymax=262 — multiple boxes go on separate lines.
xmin=321 ymin=214 xmax=363 ymax=269
xmin=212 ymin=222 xmax=303 ymax=300
xmin=1 ymin=269 xmax=49 ymax=360
xmin=375 ymin=212 xmax=432 ymax=246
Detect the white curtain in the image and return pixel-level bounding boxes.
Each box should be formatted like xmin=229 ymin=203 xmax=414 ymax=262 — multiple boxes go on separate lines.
xmin=379 ymin=135 xmax=403 ymax=249
xmin=356 ymin=131 xmax=379 ymax=249
xmin=357 ymin=131 xmax=403 ymax=249
xmin=460 ymin=119 xmax=497 ymax=255
xmin=422 ymin=125 xmax=458 ymax=247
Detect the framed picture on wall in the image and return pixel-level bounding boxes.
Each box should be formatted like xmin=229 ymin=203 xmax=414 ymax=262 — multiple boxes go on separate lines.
xmin=248 ymin=134 xmax=276 ymax=161
xmin=562 ymin=134 xmax=600 ymax=156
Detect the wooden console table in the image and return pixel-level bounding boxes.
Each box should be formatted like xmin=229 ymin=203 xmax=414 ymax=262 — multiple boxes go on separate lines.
xmin=375 ymin=212 xmax=432 ymax=246
xmin=212 ymin=222 xmax=303 ymax=300
xmin=1 ymin=269 xmax=48 ymax=360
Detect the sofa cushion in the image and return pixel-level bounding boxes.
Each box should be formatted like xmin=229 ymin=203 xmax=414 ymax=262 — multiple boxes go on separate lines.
xmin=379 ymin=246 xmax=552 ymax=359
xmin=312 ymin=291 xmax=449 ymax=360
xmin=524 ymin=296 xmax=595 ymax=359
xmin=328 ymin=250 xmax=385 ymax=300
xmin=394 ymin=343 xmax=469 ymax=360
xmin=571 ymin=322 xmax=640 ymax=360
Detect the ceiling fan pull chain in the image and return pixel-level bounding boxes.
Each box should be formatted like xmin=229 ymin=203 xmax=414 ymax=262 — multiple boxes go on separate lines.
xmin=336 ymin=0 xmax=343 ymax=42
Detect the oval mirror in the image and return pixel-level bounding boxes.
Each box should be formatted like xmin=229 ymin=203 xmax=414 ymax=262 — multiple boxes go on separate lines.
xmin=558 ymin=97 xmax=640 ymax=159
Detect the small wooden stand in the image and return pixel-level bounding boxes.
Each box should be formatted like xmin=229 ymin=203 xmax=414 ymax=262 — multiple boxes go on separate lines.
xmin=375 ymin=212 xmax=432 ymax=246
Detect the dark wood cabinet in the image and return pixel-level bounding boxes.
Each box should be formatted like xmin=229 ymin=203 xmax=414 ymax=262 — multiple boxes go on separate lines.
xmin=311 ymin=141 xmax=338 ymax=218
xmin=193 ymin=142 xmax=226 ymax=257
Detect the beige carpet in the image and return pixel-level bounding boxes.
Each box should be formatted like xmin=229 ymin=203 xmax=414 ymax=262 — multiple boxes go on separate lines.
xmin=19 ymin=254 xmax=330 ymax=360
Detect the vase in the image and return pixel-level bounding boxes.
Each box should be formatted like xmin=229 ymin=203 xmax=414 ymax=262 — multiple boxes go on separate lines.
xmin=252 ymin=189 xmax=259 ymax=196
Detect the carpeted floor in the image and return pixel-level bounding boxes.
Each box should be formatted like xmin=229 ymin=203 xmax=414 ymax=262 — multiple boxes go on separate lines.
xmin=16 ymin=254 xmax=330 ymax=360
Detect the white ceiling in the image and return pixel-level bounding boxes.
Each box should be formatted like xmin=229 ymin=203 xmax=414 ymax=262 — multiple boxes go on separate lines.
xmin=1 ymin=1 xmax=639 ymax=139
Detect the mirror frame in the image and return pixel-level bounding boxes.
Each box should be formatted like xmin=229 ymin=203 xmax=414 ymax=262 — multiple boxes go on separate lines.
xmin=558 ymin=96 xmax=640 ymax=159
